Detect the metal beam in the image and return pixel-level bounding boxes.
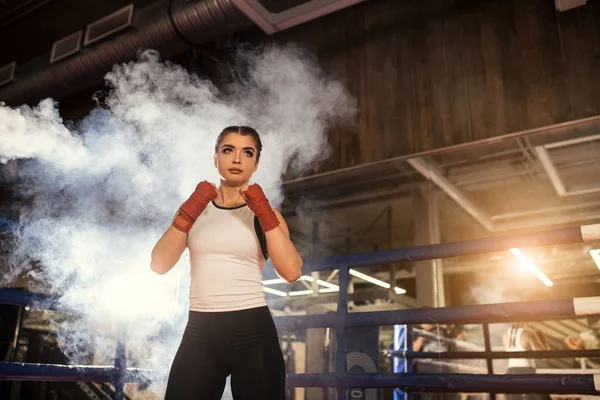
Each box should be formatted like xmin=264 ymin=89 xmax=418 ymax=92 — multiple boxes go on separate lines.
xmin=407 ymin=158 xmax=495 ymax=232
xmin=535 ymin=135 xmax=600 ymax=197
xmin=230 ymin=0 xmax=369 ymax=34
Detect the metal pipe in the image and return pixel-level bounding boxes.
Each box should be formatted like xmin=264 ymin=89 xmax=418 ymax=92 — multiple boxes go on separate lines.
xmin=285 ymin=372 xmax=599 ymax=393
xmin=335 ymin=266 xmax=349 ymax=400
xmin=6 ymin=306 xmax=24 ymax=363
xmin=482 ymin=323 xmax=494 ymax=374
xmin=491 ymin=200 xmax=600 ymax=221
xmin=535 ymin=147 xmax=568 ymax=196
xmin=113 ymin=325 xmax=127 ymax=400
xmin=535 ymin=146 xmax=600 ymax=197
xmin=0 ymin=0 xmax=250 ymax=106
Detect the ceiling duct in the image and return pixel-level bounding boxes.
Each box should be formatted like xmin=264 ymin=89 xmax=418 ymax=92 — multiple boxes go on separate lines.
xmin=0 ymin=0 xmax=371 ymax=106
xmin=0 ymin=0 xmax=251 ymax=106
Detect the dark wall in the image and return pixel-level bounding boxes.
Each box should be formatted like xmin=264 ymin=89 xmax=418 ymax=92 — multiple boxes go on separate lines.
xmin=4 ymin=0 xmax=600 ymax=173
xmin=0 ymin=0 xmax=157 ymax=67
xmin=219 ymin=0 xmax=600 ymax=173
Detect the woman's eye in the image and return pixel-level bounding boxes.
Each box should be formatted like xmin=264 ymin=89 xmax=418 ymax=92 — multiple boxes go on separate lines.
xmin=223 ymin=148 xmax=232 ymax=154
xmin=244 ymin=151 xmax=254 ymax=157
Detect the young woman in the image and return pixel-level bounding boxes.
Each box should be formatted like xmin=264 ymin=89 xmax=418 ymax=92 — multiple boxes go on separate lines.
xmin=150 ymin=126 xmax=303 ymax=400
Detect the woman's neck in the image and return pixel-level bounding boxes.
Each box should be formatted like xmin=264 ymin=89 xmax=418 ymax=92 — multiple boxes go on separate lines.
xmin=215 ymin=182 xmax=246 ymax=207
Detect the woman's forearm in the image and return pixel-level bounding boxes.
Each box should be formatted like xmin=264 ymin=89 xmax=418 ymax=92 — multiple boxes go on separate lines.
xmin=265 ymin=226 xmax=303 ymax=282
xmin=150 ymin=226 xmax=187 ymax=274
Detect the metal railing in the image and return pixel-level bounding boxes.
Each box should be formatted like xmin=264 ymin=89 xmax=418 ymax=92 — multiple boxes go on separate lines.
xmin=0 ymin=223 xmax=599 ymax=399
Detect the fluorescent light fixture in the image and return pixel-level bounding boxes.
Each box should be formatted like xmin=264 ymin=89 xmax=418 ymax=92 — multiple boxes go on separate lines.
xmin=263 ymin=278 xmax=286 ymax=285
xmin=591 ymin=249 xmax=600 ymax=269
xmin=509 ymin=248 xmax=553 ymax=287
xmin=316 ymin=279 xmax=339 ymax=290
xmin=349 ymin=269 xmax=391 ymax=289
xmin=289 ymin=289 xmax=314 ymax=297
xmin=288 ymin=287 xmax=340 ymax=297
xmin=394 ymin=287 xmax=407 ymax=295
xmin=263 ymin=287 xmax=287 ymax=297
xmin=263 ymin=273 xmax=405 ymax=296
xmin=349 ymin=269 xmax=406 ymax=294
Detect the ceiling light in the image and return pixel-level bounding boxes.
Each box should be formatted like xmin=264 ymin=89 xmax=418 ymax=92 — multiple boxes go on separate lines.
xmin=349 ymin=269 xmax=391 ymax=289
xmin=509 ymin=248 xmax=553 ymax=287
xmin=263 ymin=287 xmax=287 ymax=297
xmin=262 ymin=278 xmax=286 ymax=285
xmin=394 ymin=287 xmax=407 ymax=295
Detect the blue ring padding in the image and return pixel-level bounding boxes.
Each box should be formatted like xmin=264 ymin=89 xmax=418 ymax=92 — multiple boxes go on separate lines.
xmin=273 ymin=297 xmax=577 ymax=330
xmin=0 ymin=288 xmax=65 ymax=312
xmin=0 ymin=288 xmax=585 ymax=328
xmin=285 ymin=373 xmax=599 ymax=394
xmin=0 ymin=362 xmax=149 ymax=383
xmin=302 ymin=226 xmax=583 ymax=271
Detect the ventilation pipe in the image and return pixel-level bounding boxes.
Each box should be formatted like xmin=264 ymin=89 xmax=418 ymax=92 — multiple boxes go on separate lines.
xmin=0 ymin=0 xmax=251 ymax=106
xmin=0 ymin=0 xmax=371 ymax=106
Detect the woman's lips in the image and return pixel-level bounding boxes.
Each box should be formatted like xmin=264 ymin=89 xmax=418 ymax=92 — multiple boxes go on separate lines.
xmin=228 ymin=168 xmax=243 ymax=174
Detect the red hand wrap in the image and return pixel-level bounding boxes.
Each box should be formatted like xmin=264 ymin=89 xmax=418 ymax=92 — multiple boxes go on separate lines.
xmin=172 ymin=181 xmax=218 ymax=233
xmin=243 ymin=184 xmax=280 ymax=232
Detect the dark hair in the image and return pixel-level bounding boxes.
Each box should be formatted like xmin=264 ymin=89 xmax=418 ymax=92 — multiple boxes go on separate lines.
xmin=214 ymin=126 xmax=262 ymax=161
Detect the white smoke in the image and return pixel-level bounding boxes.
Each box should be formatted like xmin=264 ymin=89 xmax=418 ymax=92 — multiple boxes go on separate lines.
xmin=0 ymin=44 xmax=356 ymax=398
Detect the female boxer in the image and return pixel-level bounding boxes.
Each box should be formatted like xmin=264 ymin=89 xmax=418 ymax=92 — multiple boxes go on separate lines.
xmin=150 ymin=126 xmax=303 ymax=400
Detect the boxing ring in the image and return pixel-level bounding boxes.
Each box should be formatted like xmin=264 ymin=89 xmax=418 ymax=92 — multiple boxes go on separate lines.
xmin=1 ymin=223 xmax=600 ymax=399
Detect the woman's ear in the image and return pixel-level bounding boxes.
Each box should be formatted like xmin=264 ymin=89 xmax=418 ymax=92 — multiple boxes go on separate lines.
xmin=253 ymin=160 xmax=259 ymax=173
xmin=214 ymin=154 xmax=218 ymax=168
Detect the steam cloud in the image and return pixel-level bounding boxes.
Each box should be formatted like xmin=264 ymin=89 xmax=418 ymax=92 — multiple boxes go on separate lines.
xmin=0 ymin=44 xmax=356 ymax=398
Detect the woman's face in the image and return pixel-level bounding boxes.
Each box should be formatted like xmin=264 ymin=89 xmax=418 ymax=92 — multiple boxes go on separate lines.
xmin=214 ymin=133 xmax=259 ymax=185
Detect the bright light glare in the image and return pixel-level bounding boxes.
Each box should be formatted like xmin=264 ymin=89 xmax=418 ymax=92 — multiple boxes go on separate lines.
xmin=350 ymin=269 xmax=390 ymax=288
xmin=394 ymin=287 xmax=407 ymax=295
xmin=509 ymin=248 xmax=553 ymax=287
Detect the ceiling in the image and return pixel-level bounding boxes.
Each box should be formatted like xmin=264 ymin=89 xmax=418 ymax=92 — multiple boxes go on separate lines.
xmin=278 ymin=117 xmax=600 ymax=305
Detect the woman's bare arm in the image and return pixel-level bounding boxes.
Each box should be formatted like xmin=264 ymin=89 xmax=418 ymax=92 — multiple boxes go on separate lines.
xmin=150 ymin=226 xmax=187 ymax=275
xmin=264 ymin=210 xmax=303 ymax=283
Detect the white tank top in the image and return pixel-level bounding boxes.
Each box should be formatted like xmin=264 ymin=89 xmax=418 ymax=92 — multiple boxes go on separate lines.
xmin=187 ymin=201 xmax=267 ymax=312
xmin=506 ymin=327 xmax=536 ymax=368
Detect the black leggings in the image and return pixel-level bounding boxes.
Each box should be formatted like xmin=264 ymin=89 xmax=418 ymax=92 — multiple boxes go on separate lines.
xmin=164 ymin=306 xmax=286 ymax=400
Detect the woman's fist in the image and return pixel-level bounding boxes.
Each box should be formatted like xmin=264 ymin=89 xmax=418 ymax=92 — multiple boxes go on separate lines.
xmin=240 ymin=184 xmax=280 ymax=232
xmin=172 ymin=181 xmax=218 ymax=233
